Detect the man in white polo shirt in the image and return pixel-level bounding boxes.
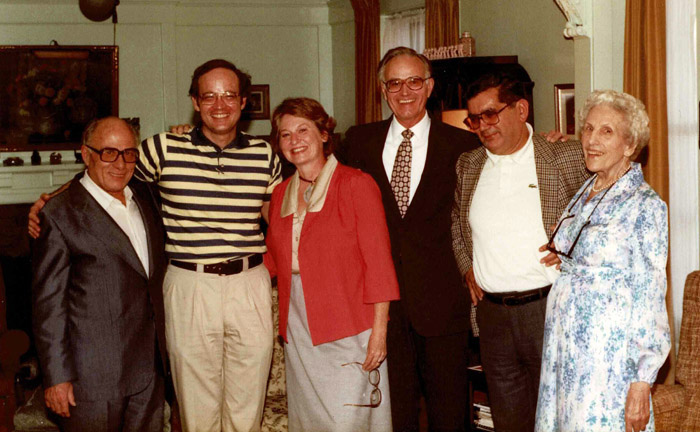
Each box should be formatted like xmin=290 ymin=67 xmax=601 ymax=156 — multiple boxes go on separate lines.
xmin=451 ymin=72 xmax=589 ymax=432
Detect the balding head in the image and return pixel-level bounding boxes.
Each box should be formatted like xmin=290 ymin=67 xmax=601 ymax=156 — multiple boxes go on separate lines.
xmin=80 ymin=117 xmax=140 ymax=205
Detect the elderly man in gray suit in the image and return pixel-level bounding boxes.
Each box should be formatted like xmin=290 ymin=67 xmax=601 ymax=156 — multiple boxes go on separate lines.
xmin=32 ymin=117 xmax=168 ymax=432
xmin=451 ymin=73 xmax=589 ymax=432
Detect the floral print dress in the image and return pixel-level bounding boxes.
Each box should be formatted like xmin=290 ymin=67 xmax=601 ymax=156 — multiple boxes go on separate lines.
xmin=535 ymin=163 xmax=671 ymax=432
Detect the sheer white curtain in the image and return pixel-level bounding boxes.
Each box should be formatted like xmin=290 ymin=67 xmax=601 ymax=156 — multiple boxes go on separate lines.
xmin=381 ymin=8 xmax=425 ymax=56
xmin=380 ymin=9 xmax=425 ymax=118
xmin=666 ymin=0 xmax=699 ymax=345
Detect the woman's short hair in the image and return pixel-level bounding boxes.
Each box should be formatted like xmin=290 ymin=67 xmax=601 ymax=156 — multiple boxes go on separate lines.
xmin=270 ymin=97 xmax=337 ymax=157
xmin=578 ymin=90 xmax=650 ymax=154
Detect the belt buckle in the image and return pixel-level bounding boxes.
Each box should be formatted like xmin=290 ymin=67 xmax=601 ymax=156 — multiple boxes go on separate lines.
xmin=502 ymin=295 xmax=518 ymax=308
xmin=210 ymin=263 xmax=224 ymax=275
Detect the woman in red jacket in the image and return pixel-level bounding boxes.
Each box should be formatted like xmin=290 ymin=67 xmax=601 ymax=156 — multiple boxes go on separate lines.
xmin=264 ymin=97 xmax=400 ymax=432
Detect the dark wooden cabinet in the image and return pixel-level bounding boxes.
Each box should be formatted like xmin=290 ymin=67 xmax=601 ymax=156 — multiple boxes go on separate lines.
xmin=428 ymin=56 xmax=535 ymax=128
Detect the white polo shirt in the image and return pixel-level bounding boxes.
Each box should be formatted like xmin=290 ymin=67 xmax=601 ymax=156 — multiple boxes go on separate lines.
xmin=469 ymin=124 xmax=559 ymax=293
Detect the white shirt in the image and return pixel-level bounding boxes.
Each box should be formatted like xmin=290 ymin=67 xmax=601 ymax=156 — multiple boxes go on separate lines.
xmin=80 ymin=172 xmax=150 ymax=275
xmin=469 ymin=124 xmax=559 ymax=293
xmin=382 ymin=112 xmax=431 ymax=204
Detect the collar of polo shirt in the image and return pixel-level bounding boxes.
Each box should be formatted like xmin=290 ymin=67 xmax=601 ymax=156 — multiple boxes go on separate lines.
xmin=191 ymin=126 xmax=251 ymax=151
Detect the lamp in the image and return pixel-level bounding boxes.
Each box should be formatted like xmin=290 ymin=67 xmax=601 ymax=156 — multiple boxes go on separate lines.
xmin=79 ymin=0 xmax=117 ymax=22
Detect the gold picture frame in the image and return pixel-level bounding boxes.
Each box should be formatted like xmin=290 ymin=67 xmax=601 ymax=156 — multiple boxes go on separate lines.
xmin=0 ymin=45 xmax=119 ymax=151
xmin=242 ymin=84 xmax=270 ymax=120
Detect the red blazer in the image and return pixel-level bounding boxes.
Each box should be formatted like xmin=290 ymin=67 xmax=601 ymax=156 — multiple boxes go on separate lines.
xmin=264 ymin=163 xmax=400 ymax=346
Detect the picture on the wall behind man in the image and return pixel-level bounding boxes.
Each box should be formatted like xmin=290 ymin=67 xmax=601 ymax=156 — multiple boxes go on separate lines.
xmin=555 ymin=83 xmax=575 ymax=135
xmin=0 ymin=45 xmax=118 ymax=151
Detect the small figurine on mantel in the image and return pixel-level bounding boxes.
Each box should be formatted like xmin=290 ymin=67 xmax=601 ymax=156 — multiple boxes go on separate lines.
xmin=31 ymin=150 xmax=41 ymax=166
xmin=49 ymin=152 xmax=62 ymax=165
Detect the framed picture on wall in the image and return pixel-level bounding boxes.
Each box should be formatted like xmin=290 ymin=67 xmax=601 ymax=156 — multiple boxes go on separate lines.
xmin=242 ymin=84 xmax=270 ymax=120
xmin=554 ymin=83 xmax=575 ymax=135
xmin=0 ymin=45 xmax=119 ymax=151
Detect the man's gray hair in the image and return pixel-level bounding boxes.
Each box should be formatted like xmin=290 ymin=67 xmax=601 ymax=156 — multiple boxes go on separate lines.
xmin=578 ymin=90 xmax=650 ymax=154
xmin=377 ymin=46 xmax=432 ymax=83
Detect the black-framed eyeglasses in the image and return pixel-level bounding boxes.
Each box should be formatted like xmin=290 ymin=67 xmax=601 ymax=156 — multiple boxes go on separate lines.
xmin=463 ymin=103 xmax=512 ymax=130
xmin=85 ymin=144 xmax=140 ymax=163
xmin=198 ymin=91 xmax=241 ymax=106
xmin=341 ymin=362 xmax=382 ymax=408
xmin=546 ymin=177 xmax=612 ymax=259
xmin=383 ymin=76 xmax=431 ymax=93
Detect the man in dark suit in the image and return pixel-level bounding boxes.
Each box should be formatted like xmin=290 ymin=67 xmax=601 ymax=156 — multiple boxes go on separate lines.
xmin=451 ymin=73 xmax=589 ymax=431
xmin=339 ymin=47 xmax=480 ymax=432
xmin=32 ymin=117 xmax=168 ymax=432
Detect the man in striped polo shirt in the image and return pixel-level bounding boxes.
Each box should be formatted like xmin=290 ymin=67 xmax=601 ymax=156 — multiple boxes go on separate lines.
xmin=28 ymin=59 xmax=281 ymax=431
xmin=135 ymin=59 xmax=282 ymax=432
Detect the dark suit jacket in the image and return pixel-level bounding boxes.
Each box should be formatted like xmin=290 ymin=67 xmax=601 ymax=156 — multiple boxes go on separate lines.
xmin=32 ymin=174 xmax=167 ymax=402
xmin=339 ymin=118 xmax=480 ymax=337
xmin=451 ymin=134 xmax=590 ymax=277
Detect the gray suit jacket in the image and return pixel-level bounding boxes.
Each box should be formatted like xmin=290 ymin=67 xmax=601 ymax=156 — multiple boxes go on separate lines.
xmin=32 ymin=175 xmax=167 ymax=401
xmin=451 ymin=134 xmax=590 ymax=277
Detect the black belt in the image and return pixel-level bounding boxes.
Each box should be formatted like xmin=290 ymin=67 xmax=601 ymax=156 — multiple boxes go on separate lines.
xmin=483 ymin=285 xmax=551 ymax=307
xmin=170 ymin=254 xmax=262 ymax=276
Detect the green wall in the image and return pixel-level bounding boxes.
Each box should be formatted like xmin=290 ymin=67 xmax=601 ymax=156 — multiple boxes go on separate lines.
xmin=460 ymin=0 xmax=575 ymax=131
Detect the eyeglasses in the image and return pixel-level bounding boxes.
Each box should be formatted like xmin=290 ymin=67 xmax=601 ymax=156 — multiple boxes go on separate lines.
xmin=463 ymin=103 xmax=512 ymax=130
xmin=85 ymin=144 xmax=139 ymax=163
xmin=546 ymin=177 xmax=611 ymax=259
xmin=341 ymin=362 xmax=382 ymax=408
xmin=383 ymin=76 xmax=431 ymax=93
xmin=198 ymin=91 xmax=241 ymax=106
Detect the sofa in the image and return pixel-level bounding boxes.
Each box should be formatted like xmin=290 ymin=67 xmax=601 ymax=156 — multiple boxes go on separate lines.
xmin=262 ymin=285 xmax=288 ymax=431
xmin=652 ymin=270 xmax=700 ymax=431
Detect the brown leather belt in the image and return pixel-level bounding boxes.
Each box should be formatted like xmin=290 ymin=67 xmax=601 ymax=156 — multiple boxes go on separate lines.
xmin=483 ymin=285 xmax=551 ymax=307
xmin=170 ymin=254 xmax=263 ymax=276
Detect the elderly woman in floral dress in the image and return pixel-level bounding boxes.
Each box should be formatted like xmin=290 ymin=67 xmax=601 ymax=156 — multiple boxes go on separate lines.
xmin=535 ymin=90 xmax=671 ymax=432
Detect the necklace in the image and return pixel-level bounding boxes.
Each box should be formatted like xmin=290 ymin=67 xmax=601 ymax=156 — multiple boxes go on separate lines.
xmin=298 ymin=174 xmax=317 ymax=183
xmin=298 ymin=173 xmax=318 ymax=203
xmin=591 ymin=164 xmax=632 ymax=193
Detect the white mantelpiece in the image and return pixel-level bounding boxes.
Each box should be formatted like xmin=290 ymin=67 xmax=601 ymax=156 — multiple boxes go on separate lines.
xmin=0 ymin=162 xmax=83 ymax=205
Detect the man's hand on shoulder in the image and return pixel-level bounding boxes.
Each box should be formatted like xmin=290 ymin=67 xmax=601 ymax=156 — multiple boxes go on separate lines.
xmin=169 ymin=124 xmax=194 ymax=134
xmin=45 ymin=381 xmax=76 ymax=417
xmin=540 ymin=130 xmax=570 ymax=143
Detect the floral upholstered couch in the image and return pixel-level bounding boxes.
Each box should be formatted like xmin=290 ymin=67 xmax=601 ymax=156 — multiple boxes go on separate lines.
xmin=652 ymin=271 xmax=700 ymax=432
xmin=262 ymin=285 xmax=288 ymax=432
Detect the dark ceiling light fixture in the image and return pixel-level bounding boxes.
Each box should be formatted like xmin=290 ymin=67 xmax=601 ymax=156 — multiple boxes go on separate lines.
xmin=78 ymin=0 xmax=120 ymax=23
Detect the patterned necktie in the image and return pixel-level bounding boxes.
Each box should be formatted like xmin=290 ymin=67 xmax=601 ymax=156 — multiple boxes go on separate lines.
xmin=390 ymin=129 xmax=413 ymax=217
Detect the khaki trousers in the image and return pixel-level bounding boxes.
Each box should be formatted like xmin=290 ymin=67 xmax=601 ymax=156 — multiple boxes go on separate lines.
xmin=164 ymin=263 xmax=274 ymax=432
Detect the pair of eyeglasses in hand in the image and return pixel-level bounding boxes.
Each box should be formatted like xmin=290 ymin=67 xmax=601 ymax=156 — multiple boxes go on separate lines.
xmin=546 ymin=176 xmax=612 ymax=259
xmin=341 ymin=362 xmax=382 ymax=408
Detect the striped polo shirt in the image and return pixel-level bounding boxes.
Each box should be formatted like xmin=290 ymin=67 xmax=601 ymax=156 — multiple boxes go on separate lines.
xmin=135 ymin=127 xmax=282 ymax=264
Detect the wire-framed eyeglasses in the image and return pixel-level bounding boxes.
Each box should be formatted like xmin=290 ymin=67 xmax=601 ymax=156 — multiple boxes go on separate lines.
xmin=85 ymin=144 xmax=140 ymax=163
xmin=546 ymin=177 xmax=612 ymax=259
xmin=383 ymin=76 xmax=431 ymax=93
xmin=341 ymin=362 xmax=382 ymax=408
xmin=463 ymin=103 xmax=512 ymax=130
xmin=198 ymin=91 xmax=241 ymax=106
